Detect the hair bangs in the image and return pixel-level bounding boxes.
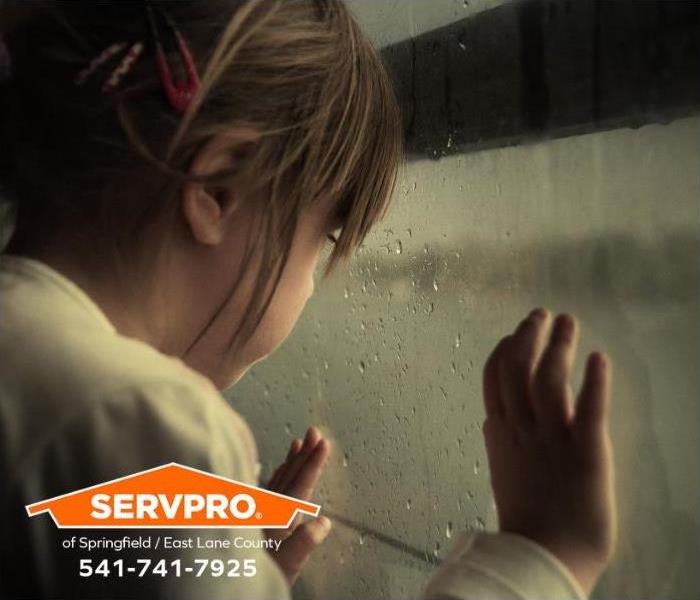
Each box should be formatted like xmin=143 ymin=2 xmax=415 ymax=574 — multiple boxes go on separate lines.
xmin=320 ymin=35 xmax=404 ymax=279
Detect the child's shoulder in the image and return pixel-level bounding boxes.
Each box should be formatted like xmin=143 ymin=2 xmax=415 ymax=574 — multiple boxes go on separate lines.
xmin=1 ymin=314 xmax=259 ymax=490
xmin=0 ymin=253 xmax=217 ymax=409
xmin=0 ymin=255 xmax=258 ymax=484
xmin=54 ymin=322 xmax=217 ymax=407
xmin=5 ymin=300 xmax=216 ymax=414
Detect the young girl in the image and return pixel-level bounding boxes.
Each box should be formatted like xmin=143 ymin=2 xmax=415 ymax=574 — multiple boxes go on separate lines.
xmin=0 ymin=1 xmax=616 ymax=598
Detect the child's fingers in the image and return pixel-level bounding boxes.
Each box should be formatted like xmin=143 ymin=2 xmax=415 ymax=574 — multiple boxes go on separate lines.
xmin=286 ymin=437 xmax=303 ymax=461
xmin=275 ymin=516 xmax=332 ymax=586
xmin=483 ymin=335 xmax=509 ymax=420
xmin=267 ymin=435 xmax=309 ymax=491
xmin=286 ymin=439 xmax=331 ymax=501
xmin=288 ymin=512 xmax=302 ymax=533
xmin=275 ymin=426 xmax=323 ymax=492
xmin=532 ymin=313 xmax=578 ymax=432
xmin=575 ymin=351 xmax=611 ymax=433
xmin=271 ymin=513 xmax=303 ymax=542
xmin=499 ymin=310 xmax=549 ymax=428
xmin=526 ymin=308 xmax=552 ymax=371
xmin=267 ymin=462 xmax=287 ymax=491
xmin=267 ymin=438 xmax=303 ymax=491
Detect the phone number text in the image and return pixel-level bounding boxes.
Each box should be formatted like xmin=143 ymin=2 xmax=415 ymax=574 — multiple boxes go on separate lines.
xmin=79 ymin=558 xmax=257 ymax=578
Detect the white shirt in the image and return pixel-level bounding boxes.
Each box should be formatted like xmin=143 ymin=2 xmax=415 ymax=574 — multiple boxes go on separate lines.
xmin=0 ymin=254 xmax=586 ymax=599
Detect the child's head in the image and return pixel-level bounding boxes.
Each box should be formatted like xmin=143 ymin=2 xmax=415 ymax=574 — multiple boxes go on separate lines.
xmin=0 ymin=0 xmax=403 ymax=389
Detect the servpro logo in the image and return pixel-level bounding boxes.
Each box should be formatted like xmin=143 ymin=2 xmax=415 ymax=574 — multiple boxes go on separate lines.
xmin=25 ymin=463 xmax=320 ymax=529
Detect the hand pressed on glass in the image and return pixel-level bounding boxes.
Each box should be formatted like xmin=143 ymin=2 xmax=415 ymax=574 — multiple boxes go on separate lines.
xmin=264 ymin=426 xmax=332 ymax=586
xmin=482 ymin=308 xmax=617 ymax=596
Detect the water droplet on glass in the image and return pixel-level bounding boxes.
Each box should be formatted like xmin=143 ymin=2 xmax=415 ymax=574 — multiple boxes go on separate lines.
xmin=284 ymin=422 xmax=292 ymax=435
xmin=343 ymin=453 xmax=349 ymax=467
xmin=433 ymin=279 xmax=439 ymax=292
xmin=358 ymin=361 xmax=366 ymax=374
xmin=455 ymin=333 xmax=461 ymax=348
xmin=406 ymin=499 xmax=412 ymax=510
xmin=359 ymin=533 xmax=366 ymax=545
xmin=343 ymin=287 xmax=349 ymax=299
xmin=446 ymin=522 xmax=453 ymax=539
xmin=473 ymin=459 xmax=480 ymax=475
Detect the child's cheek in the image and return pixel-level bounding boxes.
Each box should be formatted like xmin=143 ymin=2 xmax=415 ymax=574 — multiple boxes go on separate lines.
xmin=249 ymin=285 xmax=310 ymax=360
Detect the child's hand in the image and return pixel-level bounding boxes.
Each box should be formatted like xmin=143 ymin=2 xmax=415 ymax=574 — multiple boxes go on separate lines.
xmin=263 ymin=426 xmax=332 ymax=587
xmin=482 ymin=308 xmax=617 ymax=596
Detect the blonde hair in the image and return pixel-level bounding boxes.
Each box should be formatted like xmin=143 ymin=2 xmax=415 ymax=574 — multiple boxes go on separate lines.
xmin=0 ymin=0 xmax=403 ymax=356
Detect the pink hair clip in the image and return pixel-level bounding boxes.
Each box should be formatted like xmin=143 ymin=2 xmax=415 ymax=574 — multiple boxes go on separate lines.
xmin=146 ymin=3 xmax=201 ymax=113
xmin=75 ymin=41 xmax=143 ymax=92
xmin=74 ymin=42 xmax=127 ymax=86
xmin=74 ymin=3 xmax=199 ymax=114
xmin=102 ymin=42 xmax=144 ymax=92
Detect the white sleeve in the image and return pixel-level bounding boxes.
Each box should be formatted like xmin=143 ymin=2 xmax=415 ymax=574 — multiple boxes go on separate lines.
xmin=422 ymin=530 xmax=587 ymax=600
xmin=12 ymin=379 xmax=291 ymax=600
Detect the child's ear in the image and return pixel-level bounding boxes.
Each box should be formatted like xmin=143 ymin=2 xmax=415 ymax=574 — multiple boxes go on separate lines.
xmin=181 ymin=127 xmax=260 ymax=246
xmin=182 ymin=183 xmax=227 ymax=246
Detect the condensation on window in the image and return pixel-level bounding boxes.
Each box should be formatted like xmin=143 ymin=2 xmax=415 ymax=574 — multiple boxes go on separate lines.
xmin=227 ymin=1 xmax=700 ymax=598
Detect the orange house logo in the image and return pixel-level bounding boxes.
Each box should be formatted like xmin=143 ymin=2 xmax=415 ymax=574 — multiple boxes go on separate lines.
xmin=25 ymin=463 xmax=320 ymax=529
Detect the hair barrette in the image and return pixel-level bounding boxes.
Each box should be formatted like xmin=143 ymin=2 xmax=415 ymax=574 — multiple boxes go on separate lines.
xmin=74 ymin=3 xmax=200 ymax=113
xmin=102 ymin=42 xmax=144 ymax=92
xmin=75 ymin=42 xmax=126 ymax=86
xmin=146 ymin=3 xmax=201 ymax=113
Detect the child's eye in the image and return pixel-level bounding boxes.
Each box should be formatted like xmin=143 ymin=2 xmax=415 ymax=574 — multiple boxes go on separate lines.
xmin=326 ymin=227 xmax=342 ymax=245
